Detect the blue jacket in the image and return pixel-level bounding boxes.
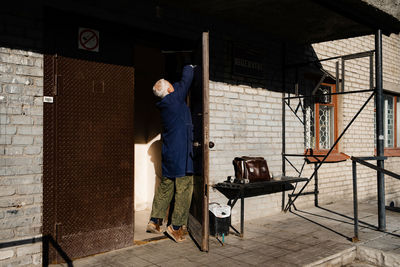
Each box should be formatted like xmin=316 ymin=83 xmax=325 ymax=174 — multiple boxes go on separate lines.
xmin=156 ymin=65 xmax=194 ymax=178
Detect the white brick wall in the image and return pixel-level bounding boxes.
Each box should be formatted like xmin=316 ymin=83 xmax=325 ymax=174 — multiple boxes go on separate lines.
xmin=312 ymin=33 xmax=400 ymax=204
xmin=0 ymin=48 xmax=43 ymax=266
xmin=208 ymin=82 xmax=314 ymax=221
xmin=209 ymin=33 xmax=400 ymax=224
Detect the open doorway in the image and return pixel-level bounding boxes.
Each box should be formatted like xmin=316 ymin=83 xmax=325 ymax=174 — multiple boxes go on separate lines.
xmin=132 ymin=38 xmax=202 ymax=242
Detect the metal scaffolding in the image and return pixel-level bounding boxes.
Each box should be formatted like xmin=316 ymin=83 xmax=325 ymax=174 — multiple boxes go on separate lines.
xmin=281 ymin=30 xmax=397 ymax=238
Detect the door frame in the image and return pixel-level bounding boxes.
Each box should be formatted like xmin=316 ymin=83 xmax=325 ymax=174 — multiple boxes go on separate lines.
xmin=188 ymin=31 xmax=210 ymax=251
xmin=201 ymin=31 xmax=210 ymax=251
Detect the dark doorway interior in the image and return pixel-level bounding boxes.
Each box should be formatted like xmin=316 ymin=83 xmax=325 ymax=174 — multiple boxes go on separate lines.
xmin=133 ymin=42 xmax=203 ymax=241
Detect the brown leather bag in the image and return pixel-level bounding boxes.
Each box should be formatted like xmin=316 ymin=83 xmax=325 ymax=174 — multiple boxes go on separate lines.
xmin=232 ymin=156 xmax=271 ymax=183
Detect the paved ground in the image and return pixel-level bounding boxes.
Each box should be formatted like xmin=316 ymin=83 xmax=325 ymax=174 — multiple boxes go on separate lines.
xmin=51 ymin=200 xmax=400 ymax=266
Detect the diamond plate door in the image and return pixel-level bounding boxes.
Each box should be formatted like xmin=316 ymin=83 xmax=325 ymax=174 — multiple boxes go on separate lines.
xmin=45 ymin=55 xmax=134 ymax=262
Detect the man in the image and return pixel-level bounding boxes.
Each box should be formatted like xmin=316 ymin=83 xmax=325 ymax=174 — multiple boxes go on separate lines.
xmin=147 ymin=65 xmax=196 ymax=243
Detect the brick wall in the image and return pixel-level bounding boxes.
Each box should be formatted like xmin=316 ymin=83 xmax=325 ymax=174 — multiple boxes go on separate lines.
xmin=208 ymin=33 xmax=400 ymax=223
xmin=0 ymin=5 xmax=43 ymax=266
xmin=208 ymin=81 xmax=315 ymax=221
xmin=0 ymin=49 xmax=43 ymax=265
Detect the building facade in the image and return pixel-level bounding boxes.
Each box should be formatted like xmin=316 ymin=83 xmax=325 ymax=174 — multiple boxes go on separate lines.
xmin=0 ymin=0 xmax=399 ymax=265
xmin=209 ymin=34 xmax=400 ymax=220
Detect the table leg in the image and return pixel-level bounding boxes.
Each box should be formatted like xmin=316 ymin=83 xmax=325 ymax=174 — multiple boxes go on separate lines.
xmin=240 ymin=197 xmax=244 ymax=237
xmin=227 ymin=195 xmax=241 ymax=236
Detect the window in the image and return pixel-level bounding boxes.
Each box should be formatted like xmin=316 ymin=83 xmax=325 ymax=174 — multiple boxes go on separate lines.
xmin=305 ymin=83 xmax=346 ymax=162
xmin=384 ymin=94 xmax=394 ymax=147
xmin=315 ymin=84 xmax=337 ymax=151
xmin=377 ymin=93 xmax=400 ymax=156
xmin=305 ymin=83 xmax=338 ymax=151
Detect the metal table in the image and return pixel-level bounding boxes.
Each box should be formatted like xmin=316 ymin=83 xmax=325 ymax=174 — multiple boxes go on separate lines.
xmin=213 ymin=177 xmax=308 ymax=237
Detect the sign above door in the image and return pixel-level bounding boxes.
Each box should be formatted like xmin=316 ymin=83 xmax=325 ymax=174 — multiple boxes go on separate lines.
xmin=78 ymin=27 xmax=100 ymax=52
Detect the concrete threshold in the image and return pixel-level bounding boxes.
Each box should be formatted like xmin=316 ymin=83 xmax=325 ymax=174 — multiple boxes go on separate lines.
xmin=305 ymin=246 xmax=356 ymax=267
xmin=356 ymin=246 xmax=400 ymax=267
xmin=306 ymin=245 xmax=400 ymax=267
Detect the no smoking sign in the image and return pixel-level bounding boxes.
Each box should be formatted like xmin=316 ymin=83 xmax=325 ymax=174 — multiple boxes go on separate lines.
xmin=78 ymin=28 xmax=99 ymax=52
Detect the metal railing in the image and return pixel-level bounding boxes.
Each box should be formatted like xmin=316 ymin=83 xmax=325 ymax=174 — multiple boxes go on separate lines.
xmin=351 ymin=156 xmax=400 ymax=241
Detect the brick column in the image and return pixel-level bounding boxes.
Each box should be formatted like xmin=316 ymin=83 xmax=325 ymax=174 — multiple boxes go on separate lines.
xmin=0 ymin=48 xmax=43 ymax=265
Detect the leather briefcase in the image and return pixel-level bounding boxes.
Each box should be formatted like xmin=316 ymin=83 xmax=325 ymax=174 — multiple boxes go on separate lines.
xmin=232 ymin=156 xmax=271 ymax=183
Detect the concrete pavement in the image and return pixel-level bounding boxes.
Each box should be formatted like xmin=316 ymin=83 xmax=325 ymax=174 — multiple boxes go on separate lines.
xmin=51 ymin=200 xmax=400 ymax=266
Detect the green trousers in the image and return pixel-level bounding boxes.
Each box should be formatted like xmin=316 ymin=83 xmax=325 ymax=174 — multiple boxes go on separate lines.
xmin=150 ymin=175 xmax=193 ymax=226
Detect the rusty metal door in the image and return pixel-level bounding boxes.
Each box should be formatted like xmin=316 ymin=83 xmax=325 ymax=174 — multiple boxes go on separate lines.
xmin=44 ymin=55 xmax=134 ymax=262
xmin=188 ymin=32 xmax=210 ymax=251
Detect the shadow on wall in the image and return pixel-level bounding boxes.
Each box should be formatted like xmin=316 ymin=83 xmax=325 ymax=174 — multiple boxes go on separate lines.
xmin=42 ymin=235 xmax=72 ymax=267
xmin=148 ymin=139 xmax=162 ymax=191
xmin=148 ymin=139 xmax=176 ymax=226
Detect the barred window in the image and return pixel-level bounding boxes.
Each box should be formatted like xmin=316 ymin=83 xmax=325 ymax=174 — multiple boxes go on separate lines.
xmin=384 ymin=94 xmax=394 ymax=147
xmin=318 ymin=105 xmax=334 ymax=149
xmin=377 ymin=93 xmax=400 ymax=152
xmin=305 ymin=83 xmax=338 ymax=152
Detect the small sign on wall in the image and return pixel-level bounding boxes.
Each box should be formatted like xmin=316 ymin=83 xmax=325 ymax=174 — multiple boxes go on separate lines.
xmin=78 ymin=27 xmax=99 ymax=52
xmin=233 ymin=44 xmax=264 ymax=79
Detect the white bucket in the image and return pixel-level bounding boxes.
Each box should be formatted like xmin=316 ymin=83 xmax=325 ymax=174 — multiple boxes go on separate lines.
xmin=209 ymin=203 xmax=231 ymax=218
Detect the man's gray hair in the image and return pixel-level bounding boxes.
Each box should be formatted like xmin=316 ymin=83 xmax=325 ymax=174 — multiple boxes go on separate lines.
xmin=153 ymin=79 xmax=169 ymax=99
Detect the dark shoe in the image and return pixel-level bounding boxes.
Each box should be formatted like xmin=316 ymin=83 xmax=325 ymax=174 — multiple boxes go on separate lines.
xmin=146 ymin=221 xmax=162 ymax=234
xmin=166 ymin=225 xmax=186 ymax=242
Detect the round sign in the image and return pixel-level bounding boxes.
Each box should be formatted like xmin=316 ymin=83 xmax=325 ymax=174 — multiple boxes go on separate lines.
xmin=79 ymin=29 xmax=99 ymax=51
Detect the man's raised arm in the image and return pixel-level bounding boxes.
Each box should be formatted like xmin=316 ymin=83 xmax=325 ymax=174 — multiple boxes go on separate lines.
xmin=174 ymin=65 xmax=195 ymax=101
